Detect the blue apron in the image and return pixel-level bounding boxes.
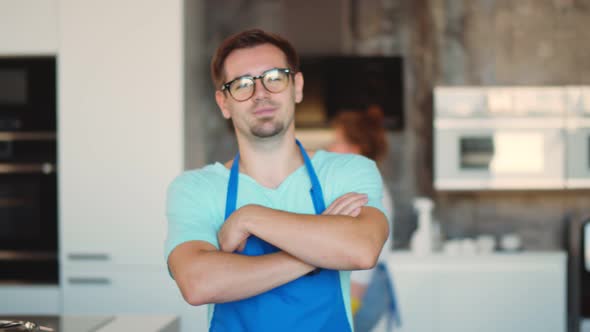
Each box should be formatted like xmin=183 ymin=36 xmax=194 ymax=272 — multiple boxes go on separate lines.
xmin=209 ymin=140 xmax=352 ymax=332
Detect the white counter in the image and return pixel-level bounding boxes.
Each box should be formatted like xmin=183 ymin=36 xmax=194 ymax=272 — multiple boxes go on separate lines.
xmin=384 ymin=251 xmax=566 ymax=332
xmin=387 ymin=250 xmax=566 ymax=268
xmin=95 ymin=315 xmax=179 ymax=332
xmin=0 ymin=315 xmax=179 ymax=332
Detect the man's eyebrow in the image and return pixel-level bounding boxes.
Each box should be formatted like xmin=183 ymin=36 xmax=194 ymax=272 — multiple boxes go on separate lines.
xmin=223 ymin=72 xmax=252 ymax=84
xmin=228 ymin=67 xmax=279 ymax=81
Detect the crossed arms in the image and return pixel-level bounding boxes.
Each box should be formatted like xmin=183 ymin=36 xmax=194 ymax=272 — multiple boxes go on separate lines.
xmin=168 ymin=192 xmax=389 ymax=306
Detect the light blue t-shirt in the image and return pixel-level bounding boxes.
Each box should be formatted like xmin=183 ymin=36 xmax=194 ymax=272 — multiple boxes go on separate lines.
xmin=164 ymin=149 xmax=387 ymax=328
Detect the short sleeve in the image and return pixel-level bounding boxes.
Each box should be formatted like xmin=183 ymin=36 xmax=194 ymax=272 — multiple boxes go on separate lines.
xmin=164 ymin=173 xmax=221 ymax=268
xmin=330 ymin=155 xmax=387 ymax=218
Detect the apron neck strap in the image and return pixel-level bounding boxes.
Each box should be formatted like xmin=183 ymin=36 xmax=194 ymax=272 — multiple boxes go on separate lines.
xmin=225 ymin=139 xmax=326 ymax=219
xmin=296 ymin=139 xmax=326 ymax=214
xmin=224 ymin=153 xmax=241 ymax=219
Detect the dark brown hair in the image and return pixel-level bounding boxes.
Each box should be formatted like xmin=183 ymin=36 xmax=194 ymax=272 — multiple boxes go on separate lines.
xmin=210 ymin=29 xmax=300 ymax=89
xmin=332 ymin=105 xmax=388 ymax=162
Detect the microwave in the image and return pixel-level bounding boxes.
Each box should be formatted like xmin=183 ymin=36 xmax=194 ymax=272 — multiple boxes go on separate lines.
xmin=434 ymin=87 xmax=566 ymax=190
xmin=0 ymin=56 xmax=56 ymax=131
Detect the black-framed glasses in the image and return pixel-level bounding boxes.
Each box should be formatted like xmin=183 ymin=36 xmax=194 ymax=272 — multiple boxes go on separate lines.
xmin=220 ymin=68 xmax=294 ymax=102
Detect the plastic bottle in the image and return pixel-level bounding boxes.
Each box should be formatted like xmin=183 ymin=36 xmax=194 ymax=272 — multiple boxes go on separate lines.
xmin=410 ymin=197 xmax=435 ymax=255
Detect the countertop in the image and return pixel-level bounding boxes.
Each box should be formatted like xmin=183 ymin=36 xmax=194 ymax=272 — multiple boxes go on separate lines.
xmin=388 ymin=250 xmax=566 ymax=266
xmin=0 ymin=315 xmax=179 ymax=332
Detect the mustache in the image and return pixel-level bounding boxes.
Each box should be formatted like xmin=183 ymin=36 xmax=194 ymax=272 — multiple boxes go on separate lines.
xmin=250 ymin=98 xmax=280 ymax=111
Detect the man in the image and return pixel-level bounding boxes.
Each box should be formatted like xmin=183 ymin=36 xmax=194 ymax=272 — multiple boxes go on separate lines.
xmin=165 ymin=29 xmax=389 ymax=332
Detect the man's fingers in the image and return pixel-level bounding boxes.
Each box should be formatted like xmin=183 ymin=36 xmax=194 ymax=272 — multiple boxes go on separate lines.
xmin=323 ymin=193 xmax=355 ymax=215
xmin=338 ymin=195 xmax=368 ymax=216
xmin=237 ymin=240 xmax=246 ymax=252
xmin=327 ymin=194 xmax=365 ymax=215
xmin=323 ymin=192 xmax=368 ymax=215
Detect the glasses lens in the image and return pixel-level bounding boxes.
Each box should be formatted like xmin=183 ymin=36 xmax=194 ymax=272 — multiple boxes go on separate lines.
xmin=262 ymin=69 xmax=289 ymax=93
xmin=229 ymin=77 xmax=255 ymax=101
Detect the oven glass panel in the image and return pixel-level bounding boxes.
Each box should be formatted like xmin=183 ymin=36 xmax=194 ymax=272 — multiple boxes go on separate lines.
xmin=0 ymin=174 xmax=56 ymax=247
xmin=0 ymin=69 xmax=27 ymax=105
xmin=460 ymin=137 xmax=494 ymax=170
xmin=489 ymin=132 xmax=545 ymax=174
xmin=0 ymin=178 xmax=41 ymax=240
xmin=0 ymin=140 xmax=56 ymax=162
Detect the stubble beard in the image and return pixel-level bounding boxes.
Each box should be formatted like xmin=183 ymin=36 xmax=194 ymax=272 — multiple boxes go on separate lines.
xmin=250 ymin=118 xmax=285 ymax=138
xmin=248 ymin=99 xmax=291 ymax=138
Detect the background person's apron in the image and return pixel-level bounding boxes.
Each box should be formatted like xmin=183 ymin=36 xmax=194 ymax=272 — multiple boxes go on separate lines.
xmin=209 ymin=140 xmax=351 ymax=332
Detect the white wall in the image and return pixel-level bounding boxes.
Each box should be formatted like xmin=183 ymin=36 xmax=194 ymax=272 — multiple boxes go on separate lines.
xmin=0 ymin=0 xmax=58 ymax=55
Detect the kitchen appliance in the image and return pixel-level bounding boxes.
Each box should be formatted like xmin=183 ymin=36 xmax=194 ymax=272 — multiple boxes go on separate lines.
xmin=566 ymin=87 xmax=590 ymax=188
xmin=296 ymin=56 xmax=404 ymax=130
xmin=0 ymin=56 xmax=57 ymax=284
xmin=0 ymin=57 xmax=56 ymax=131
xmin=434 ymin=86 xmax=566 ymax=190
xmin=581 ymin=218 xmax=590 ymax=318
xmin=565 ymin=214 xmax=590 ymax=332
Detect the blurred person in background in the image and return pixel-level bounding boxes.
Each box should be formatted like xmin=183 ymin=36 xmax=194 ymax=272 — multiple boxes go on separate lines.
xmin=328 ymin=105 xmax=400 ymax=332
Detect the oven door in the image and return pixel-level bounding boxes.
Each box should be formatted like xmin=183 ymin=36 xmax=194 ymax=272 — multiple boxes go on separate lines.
xmin=435 ymin=118 xmax=565 ymax=190
xmin=0 ymin=56 xmax=56 ymax=131
xmin=0 ymin=134 xmax=58 ymax=283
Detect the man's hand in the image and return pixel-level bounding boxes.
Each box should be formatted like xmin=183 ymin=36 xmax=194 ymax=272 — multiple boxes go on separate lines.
xmin=218 ymin=192 xmax=368 ymax=253
xmin=218 ymin=206 xmax=252 ymax=253
xmin=322 ymin=192 xmax=368 ymax=217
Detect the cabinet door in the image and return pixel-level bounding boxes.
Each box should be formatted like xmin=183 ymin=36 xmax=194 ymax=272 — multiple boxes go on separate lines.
xmin=62 ymin=266 xmax=208 ymax=332
xmin=58 ymin=0 xmax=183 ymax=266
xmin=0 ymin=285 xmax=59 ymax=315
xmin=437 ymin=263 xmax=566 ymax=332
xmin=388 ymin=265 xmax=438 ymax=332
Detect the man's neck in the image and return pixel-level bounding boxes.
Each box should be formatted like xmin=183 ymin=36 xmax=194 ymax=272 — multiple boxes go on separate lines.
xmin=235 ymin=131 xmax=304 ymax=189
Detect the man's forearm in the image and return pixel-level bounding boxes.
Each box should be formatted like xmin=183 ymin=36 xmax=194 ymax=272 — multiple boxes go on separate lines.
xmin=241 ymin=205 xmax=388 ymax=270
xmin=177 ymin=248 xmax=315 ymax=305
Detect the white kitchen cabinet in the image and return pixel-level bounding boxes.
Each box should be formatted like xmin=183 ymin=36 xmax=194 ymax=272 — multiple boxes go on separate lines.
xmin=62 ymin=266 xmax=207 ymax=332
xmin=389 ymin=265 xmax=437 ymax=332
xmin=62 ymin=267 xmax=181 ymax=314
xmin=0 ymin=285 xmax=59 ymax=315
xmin=57 ymin=0 xmax=183 ymax=266
xmin=0 ymin=0 xmax=58 ymax=55
xmin=56 ymin=1 xmax=208 ymax=331
xmin=387 ymin=252 xmax=566 ymax=332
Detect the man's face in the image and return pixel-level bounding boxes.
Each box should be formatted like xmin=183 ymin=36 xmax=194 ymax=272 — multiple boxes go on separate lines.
xmin=215 ymin=44 xmax=303 ymax=139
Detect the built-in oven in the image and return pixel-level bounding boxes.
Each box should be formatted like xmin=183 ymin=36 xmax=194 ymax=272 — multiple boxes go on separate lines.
xmin=566 ymin=87 xmax=590 ymax=189
xmin=434 ymin=86 xmax=566 ymax=190
xmin=0 ymin=133 xmax=58 ymax=283
xmin=0 ymin=56 xmax=57 ymax=284
xmin=0 ymin=56 xmax=56 ymax=131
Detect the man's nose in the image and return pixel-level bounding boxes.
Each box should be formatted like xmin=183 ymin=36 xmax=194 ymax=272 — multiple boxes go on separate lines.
xmin=252 ymin=78 xmax=270 ymax=100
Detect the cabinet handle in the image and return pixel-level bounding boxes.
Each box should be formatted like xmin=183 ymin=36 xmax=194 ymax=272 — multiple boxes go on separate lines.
xmin=67 ymin=277 xmax=111 ymax=285
xmin=0 ymin=163 xmax=55 ymax=174
xmin=0 ymin=132 xmax=56 ymax=141
xmin=67 ymin=253 xmax=111 ymax=261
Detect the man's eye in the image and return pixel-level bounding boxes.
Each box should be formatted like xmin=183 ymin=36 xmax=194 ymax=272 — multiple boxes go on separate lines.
xmin=266 ymin=74 xmax=283 ymax=82
xmin=235 ymin=79 xmax=253 ymax=90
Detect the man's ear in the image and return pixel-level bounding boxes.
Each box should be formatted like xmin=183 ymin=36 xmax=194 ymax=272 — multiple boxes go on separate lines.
xmin=215 ymin=90 xmax=231 ymax=119
xmin=294 ymin=72 xmax=304 ymax=104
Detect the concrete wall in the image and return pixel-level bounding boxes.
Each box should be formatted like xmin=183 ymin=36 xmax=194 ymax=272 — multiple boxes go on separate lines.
xmin=196 ymin=0 xmax=590 ymax=250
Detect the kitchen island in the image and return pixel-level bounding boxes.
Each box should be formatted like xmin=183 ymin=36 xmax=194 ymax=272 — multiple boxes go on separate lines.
xmin=385 ymin=251 xmax=566 ymax=332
